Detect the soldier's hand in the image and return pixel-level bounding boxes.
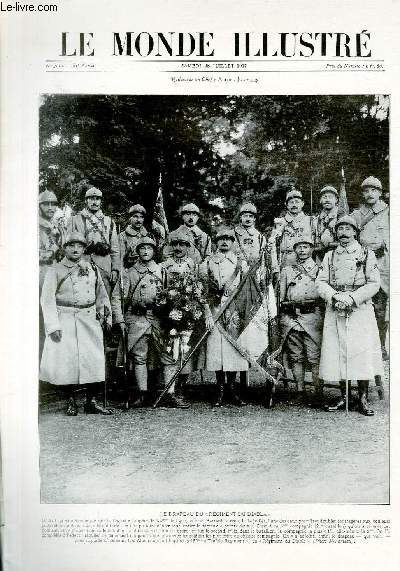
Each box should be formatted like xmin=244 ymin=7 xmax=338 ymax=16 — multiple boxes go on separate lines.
xmin=50 ymin=330 xmax=62 ymax=342
xmin=205 ymin=314 xmax=214 ymax=331
xmin=110 ymin=269 xmax=119 ymax=285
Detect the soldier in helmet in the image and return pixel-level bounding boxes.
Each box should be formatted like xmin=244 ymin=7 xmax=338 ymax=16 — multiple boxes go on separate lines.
xmin=39 ymin=190 xmax=65 ymax=290
xmin=160 ymin=229 xmax=199 ymax=408
xmin=164 ymin=202 xmax=212 ymax=264
xmin=313 ymin=185 xmax=339 ymax=264
xmin=119 ymin=204 xmax=152 ymax=269
xmin=199 ymin=227 xmax=249 ymax=407
xmin=68 ymin=187 xmax=120 ymax=296
xmin=273 ymin=189 xmax=315 ymax=269
xmin=352 ymin=177 xmax=389 ymax=376
xmin=40 ymin=232 xmax=112 ymax=416
xmin=279 ymin=236 xmax=324 ymax=405
xmin=316 ymin=215 xmax=383 ymax=416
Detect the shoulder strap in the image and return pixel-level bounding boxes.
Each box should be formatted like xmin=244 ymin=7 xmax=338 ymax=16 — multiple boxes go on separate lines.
xmin=55 ymin=266 xmax=77 ymax=295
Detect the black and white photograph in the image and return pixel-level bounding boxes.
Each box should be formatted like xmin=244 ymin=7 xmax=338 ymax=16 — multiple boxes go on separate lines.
xmin=38 ymin=94 xmax=389 ymax=504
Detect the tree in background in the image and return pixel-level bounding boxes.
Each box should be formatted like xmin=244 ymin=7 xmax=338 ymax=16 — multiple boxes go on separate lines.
xmin=39 ymin=94 xmax=389 ymax=232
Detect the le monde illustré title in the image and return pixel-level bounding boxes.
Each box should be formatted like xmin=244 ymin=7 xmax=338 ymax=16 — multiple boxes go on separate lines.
xmin=60 ymin=31 xmax=372 ymax=58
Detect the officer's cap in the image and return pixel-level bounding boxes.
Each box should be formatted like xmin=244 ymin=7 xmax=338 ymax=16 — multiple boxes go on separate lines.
xmin=361 ymin=176 xmax=382 ymax=191
xmin=216 ymin=227 xmax=235 ymax=241
xmin=169 ymin=229 xmax=193 ymax=246
xmin=135 ymin=236 xmax=157 ymax=252
xmin=85 ymin=187 xmax=103 ymax=198
xmin=293 ymin=236 xmax=314 ymax=249
xmin=39 ymin=190 xmax=58 ymax=204
xmin=285 ymin=189 xmax=303 ymax=203
xmin=64 ymin=231 xmax=87 ymax=247
xmin=320 ymin=185 xmax=339 ymax=197
xmin=335 ymin=215 xmax=359 ymax=232
xmin=181 ymin=203 xmax=200 ymax=215
xmin=239 ymin=202 xmax=257 ymax=215
xmin=129 ymin=204 xmax=146 ymax=215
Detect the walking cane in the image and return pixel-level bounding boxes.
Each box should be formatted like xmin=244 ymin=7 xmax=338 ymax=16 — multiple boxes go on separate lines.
xmin=345 ymin=313 xmax=349 ymax=415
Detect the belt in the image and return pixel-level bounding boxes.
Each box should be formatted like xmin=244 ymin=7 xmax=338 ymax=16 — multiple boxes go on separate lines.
xmin=335 ymin=285 xmax=362 ymax=292
xmin=57 ymin=301 xmax=96 ymax=309
xmin=281 ymin=302 xmax=321 ymax=315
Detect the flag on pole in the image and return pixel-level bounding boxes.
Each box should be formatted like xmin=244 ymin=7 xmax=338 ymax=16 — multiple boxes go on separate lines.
xmin=337 ymin=167 xmax=349 ymax=218
xmin=152 ymin=173 xmax=169 ymax=240
xmin=222 ymin=254 xmax=278 ymax=365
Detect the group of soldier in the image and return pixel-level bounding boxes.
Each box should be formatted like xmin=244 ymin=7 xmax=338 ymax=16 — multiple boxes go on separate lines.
xmin=38 ymin=175 xmax=389 ymax=417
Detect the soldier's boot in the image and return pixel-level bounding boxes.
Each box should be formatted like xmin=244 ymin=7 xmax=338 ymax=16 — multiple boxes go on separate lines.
xmin=375 ymin=375 xmax=385 ymax=400
xmin=213 ymin=371 xmax=225 ymax=407
xmin=309 ymin=366 xmax=324 ymax=408
xmin=130 ymin=364 xmax=148 ymax=407
xmin=84 ymin=385 xmax=113 ymax=415
xmin=65 ymin=390 xmax=78 ymax=416
xmin=239 ymin=371 xmax=248 ymax=401
xmin=324 ymin=381 xmax=347 ymax=412
xmin=175 ymin=374 xmax=190 ymax=407
xmin=163 ymin=365 xmax=190 ymax=409
xmin=292 ymin=363 xmax=306 ymax=403
xmin=358 ymin=380 xmax=374 ymax=416
xmin=227 ymin=372 xmax=246 ymax=406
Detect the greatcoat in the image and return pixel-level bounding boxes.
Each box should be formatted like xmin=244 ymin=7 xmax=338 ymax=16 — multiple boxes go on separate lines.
xmin=40 ymin=257 xmax=111 ymax=385
xmin=316 ymin=241 xmax=383 ymax=384
xmin=199 ymin=251 xmax=249 ymax=372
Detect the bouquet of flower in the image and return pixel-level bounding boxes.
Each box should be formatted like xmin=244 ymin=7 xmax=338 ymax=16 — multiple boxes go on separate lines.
xmin=155 ymin=272 xmax=207 ymax=332
xmin=155 ymin=272 xmax=208 ymax=361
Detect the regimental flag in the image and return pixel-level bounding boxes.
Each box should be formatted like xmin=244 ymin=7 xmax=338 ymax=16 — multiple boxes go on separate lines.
xmin=338 ymin=167 xmax=349 ymax=218
xmin=152 ymin=175 xmax=169 ymax=240
xmin=221 ymin=254 xmax=278 ymax=366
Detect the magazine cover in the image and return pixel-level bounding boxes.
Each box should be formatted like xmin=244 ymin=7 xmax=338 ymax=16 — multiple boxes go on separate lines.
xmin=1 ymin=1 xmax=398 ymax=569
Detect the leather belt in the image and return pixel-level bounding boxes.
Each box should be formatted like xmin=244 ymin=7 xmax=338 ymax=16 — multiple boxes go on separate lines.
xmin=335 ymin=285 xmax=362 ymax=292
xmin=57 ymin=301 xmax=96 ymax=309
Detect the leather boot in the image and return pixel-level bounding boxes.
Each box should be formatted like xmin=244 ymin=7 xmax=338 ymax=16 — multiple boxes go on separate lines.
xmin=214 ymin=372 xmax=225 ymax=407
xmin=324 ymin=380 xmax=347 ymax=412
xmin=375 ymin=375 xmax=385 ymax=400
xmin=292 ymin=363 xmax=306 ymax=403
xmin=309 ymin=366 xmax=324 ymax=408
xmin=130 ymin=391 xmax=148 ymax=408
xmin=239 ymin=371 xmax=248 ymax=400
xmin=162 ymin=365 xmax=190 ymax=408
xmin=84 ymin=387 xmax=113 ymax=415
xmin=358 ymin=380 xmax=374 ymax=416
xmin=176 ymin=374 xmax=190 ymax=407
xmin=227 ymin=372 xmax=246 ymax=406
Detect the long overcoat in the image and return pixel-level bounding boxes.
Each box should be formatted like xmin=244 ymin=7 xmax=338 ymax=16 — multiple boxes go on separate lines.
xmin=316 ymin=241 xmax=383 ymax=384
xmin=199 ymin=251 xmax=249 ymax=372
xmin=40 ymin=257 xmax=111 ymax=385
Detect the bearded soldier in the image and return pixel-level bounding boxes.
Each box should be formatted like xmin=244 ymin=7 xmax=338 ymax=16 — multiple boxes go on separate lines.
xmin=352 ymin=177 xmax=389 ymax=373
xmin=40 ymin=232 xmax=112 ymax=416
xmin=160 ymin=229 xmax=198 ymax=407
xmin=313 ymin=185 xmax=339 ymax=264
xmin=280 ymin=237 xmax=323 ymax=406
xmin=199 ymin=228 xmax=249 ymax=407
xmin=69 ymin=187 xmax=120 ymax=296
xmin=273 ymin=189 xmax=315 ymax=268
xmin=164 ymin=203 xmax=212 ymax=264
xmin=316 ymin=215 xmax=383 ymax=416
xmin=119 ymin=204 xmax=151 ymax=269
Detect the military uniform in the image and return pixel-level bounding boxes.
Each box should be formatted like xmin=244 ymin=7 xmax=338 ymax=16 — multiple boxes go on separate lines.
xmin=313 ymin=206 xmax=339 ymax=264
xmin=278 ymin=212 xmax=315 ymax=268
xmin=119 ymin=225 xmax=150 ymax=267
xmin=232 ymin=225 xmax=267 ymax=265
xmin=40 ymin=254 xmax=111 ymax=387
xmin=164 ymin=224 xmax=211 ymax=264
xmin=352 ymin=198 xmax=389 ymax=349
xmin=111 ymin=259 xmax=171 ymax=393
xmin=316 ymin=216 xmax=383 ymax=414
xmin=69 ymin=191 xmax=120 ymax=296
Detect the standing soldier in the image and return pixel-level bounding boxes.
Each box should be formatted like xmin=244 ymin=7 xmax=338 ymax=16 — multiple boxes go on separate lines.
xmin=39 ymin=190 xmax=66 ymax=358
xmin=352 ymin=177 xmax=389 ymax=374
xmin=164 ymin=203 xmax=212 ymax=264
xmin=119 ymin=204 xmax=151 ymax=269
xmin=199 ymin=228 xmax=249 ymax=407
xmin=69 ymin=187 xmax=120 ymax=296
xmin=39 ymin=190 xmax=65 ymax=290
xmin=279 ymin=237 xmax=324 ymax=406
xmin=273 ymin=189 xmax=315 ymax=269
xmin=313 ymin=185 xmax=339 ymax=265
xmin=316 ymin=216 xmax=383 ymax=416
xmin=160 ymin=229 xmax=198 ymax=407
xmin=40 ymin=232 xmax=112 ymax=416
